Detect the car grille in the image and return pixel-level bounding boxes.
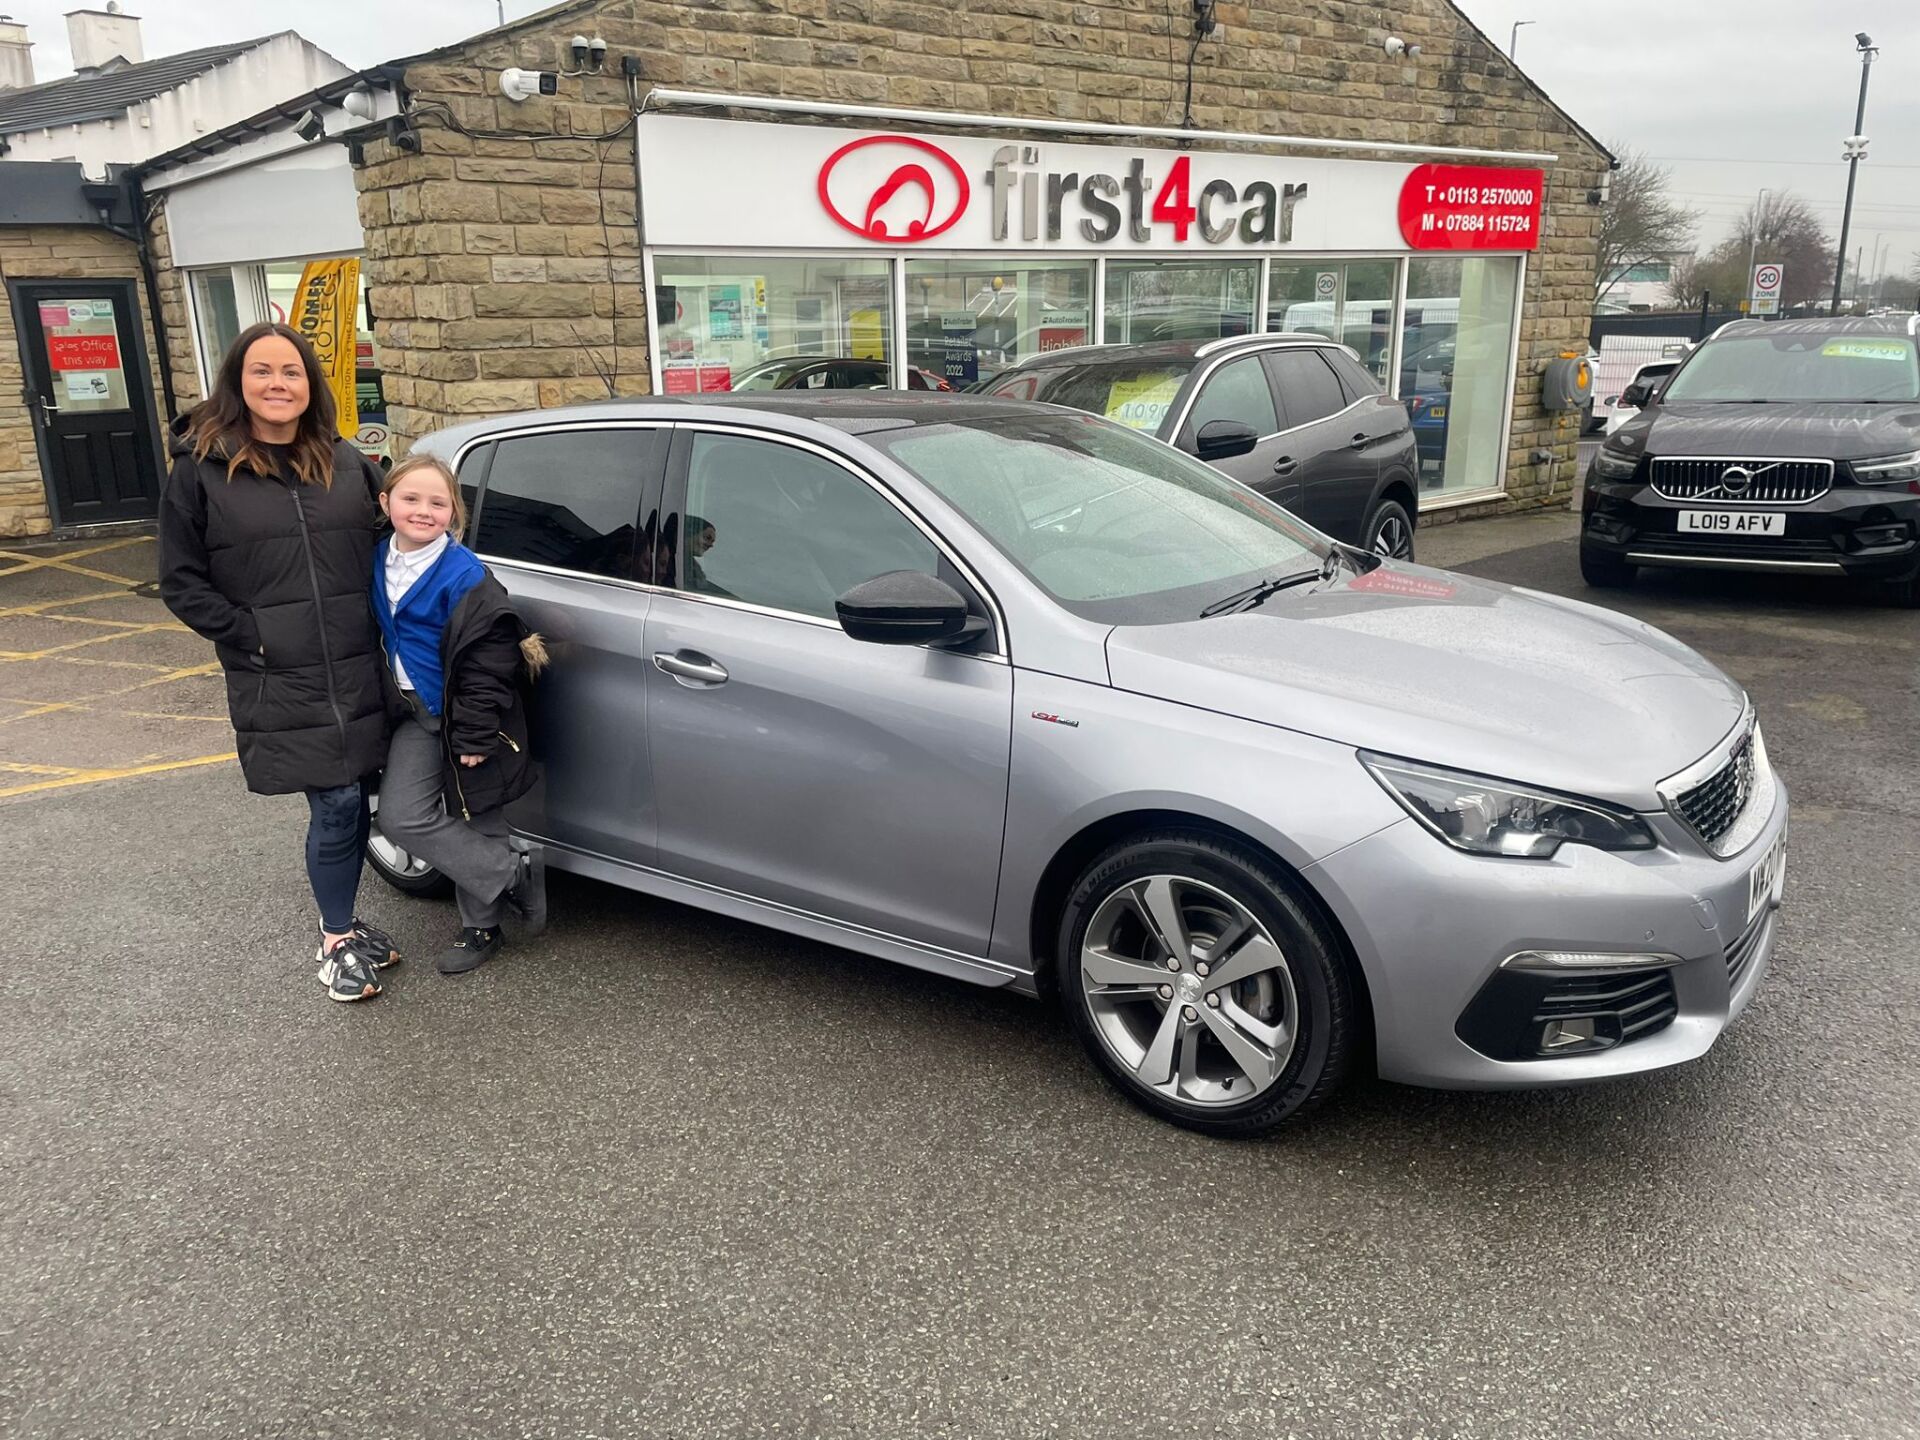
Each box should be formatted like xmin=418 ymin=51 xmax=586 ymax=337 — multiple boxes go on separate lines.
xmin=1725 ymin=909 xmax=1770 ymax=993
xmin=1455 ymin=965 xmax=1679 ymax=1060
xmin=1650 ymin=457 xmax=1833 ymax=504
xmin=1539 ymin=970 xmax=1679 ymax=1046
xmin=1672 ymin=732 xmax=1757 ymax=854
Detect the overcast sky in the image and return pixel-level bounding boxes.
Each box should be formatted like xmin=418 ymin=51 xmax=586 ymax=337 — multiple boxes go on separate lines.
xmin=7 ymin=0 xmax=1918 ymax=286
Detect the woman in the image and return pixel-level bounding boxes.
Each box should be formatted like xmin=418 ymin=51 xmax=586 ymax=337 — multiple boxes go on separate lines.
xmin=158 ymin=322 xmax=398 ymax=1003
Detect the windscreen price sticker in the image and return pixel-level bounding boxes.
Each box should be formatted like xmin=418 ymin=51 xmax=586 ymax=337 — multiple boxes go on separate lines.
xmin=1397 ymin=164 xmax=1544 ymax=251
xmin=1751 ymin=264 xmax=1783 ymax=316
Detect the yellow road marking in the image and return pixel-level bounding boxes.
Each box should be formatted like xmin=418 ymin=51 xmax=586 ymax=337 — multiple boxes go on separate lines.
xmin=24 ymin=613 xmax=188 ymax=631
xmin=0 ymin=623 xmax=182 ymax=662
xmin=0 ymin=700 xmax=227 ymax=723
xmin=0 ymin=760 xmax=79 ymax=776
xmin=0 ymin=536 xmax=153 ymax=579
xmin=0 ymin=750 xmax=235 ymax=799
xmin=0 ymin=589 xmax=132 ymax=617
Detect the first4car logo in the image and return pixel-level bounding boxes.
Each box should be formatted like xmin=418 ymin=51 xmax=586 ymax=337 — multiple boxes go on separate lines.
xmin=817 ymin=135 xmax=971 ymax=242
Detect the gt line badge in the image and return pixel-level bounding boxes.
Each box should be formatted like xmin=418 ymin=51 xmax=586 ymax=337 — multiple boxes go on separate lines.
xmin=1031 ymin=711 xmax=1080 ymax=728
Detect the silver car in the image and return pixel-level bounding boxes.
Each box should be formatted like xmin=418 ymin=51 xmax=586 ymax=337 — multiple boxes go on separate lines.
xmin=375 ymin=395 xmax=1788 ymax=1137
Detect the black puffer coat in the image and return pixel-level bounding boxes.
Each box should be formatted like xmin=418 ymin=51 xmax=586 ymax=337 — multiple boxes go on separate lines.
xmin=419 ymin=574 xmax=546 ymax=820
xmin=158 ymin=432 xmax=390 ymax=795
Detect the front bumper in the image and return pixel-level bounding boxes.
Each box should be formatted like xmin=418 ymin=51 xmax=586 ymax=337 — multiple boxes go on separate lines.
xmin=1304 ymin=779 xmax=1789 ymax=1089
xmin=1582 ymin=472 xmax=1920 ymax=581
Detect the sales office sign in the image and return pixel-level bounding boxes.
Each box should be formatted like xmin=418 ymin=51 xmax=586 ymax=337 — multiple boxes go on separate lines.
xmin=638 ymin=115 xmax=1543 ymax=254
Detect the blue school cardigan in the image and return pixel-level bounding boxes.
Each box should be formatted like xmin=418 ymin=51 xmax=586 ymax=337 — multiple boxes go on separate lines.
xmin=370 ymin=536 xmax=486 ymax=717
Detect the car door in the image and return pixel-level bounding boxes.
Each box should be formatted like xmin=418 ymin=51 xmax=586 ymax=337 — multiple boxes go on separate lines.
xmin=1170 ymin=355 xmax=1298 ymax=510
xmin=643 ymin=425 xmax=1014 ymax=956
xmin=464 ymin=423 xmax=666 ymax=863
xmin=1320 ymin=346 xmax=1418 ymax=540
xmin=1262 ymin=347 xmax=1373 ymax=542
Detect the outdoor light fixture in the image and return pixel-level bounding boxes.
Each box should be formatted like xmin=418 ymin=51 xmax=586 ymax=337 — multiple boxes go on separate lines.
xmin=340 ymin=86 xmax=376 ymax=121
xmin=293 ymin=108 xmax=326 ymax=142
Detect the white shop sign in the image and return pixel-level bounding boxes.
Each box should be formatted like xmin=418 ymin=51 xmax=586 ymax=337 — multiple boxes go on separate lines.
xmin=639 ymin=115 xmax=1524 ymax=255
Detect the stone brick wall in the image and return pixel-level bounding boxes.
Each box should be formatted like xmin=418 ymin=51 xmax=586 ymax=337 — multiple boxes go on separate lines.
xmin=0 ymin=225 xmax=169 ymax=537
xmin=356 ymin=0 xmax=1608 ymax=516
xmin=145 ymin=201 xmax=204 ymax=413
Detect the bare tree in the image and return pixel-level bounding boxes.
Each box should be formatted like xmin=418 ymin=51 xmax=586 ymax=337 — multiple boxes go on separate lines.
xmin=1595 ymin=147 xmax=1697 ymax=303
xmin=1664 ymin=253 xmax=1708 ymax=310
xmin=1726 ymin=192 xmax=1835 ymax=309
xmin=1909 ymin=249 xmax=1920 ymax=286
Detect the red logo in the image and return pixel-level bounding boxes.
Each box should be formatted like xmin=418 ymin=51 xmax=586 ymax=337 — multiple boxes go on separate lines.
xmin=817 ymin=135 xmax=970 ymax=243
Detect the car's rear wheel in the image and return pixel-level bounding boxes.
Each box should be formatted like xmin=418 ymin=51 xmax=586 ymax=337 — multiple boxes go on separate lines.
xmin=1579 ymin=545 xmax=1636 ymax=590
xmin=365 ymin=790 xmax=451 ymax=897
xmin=1057 ymin=832 xmax=1354 ymax=1138
xmin=1366 ymin=498 xmax=1416 ymax=561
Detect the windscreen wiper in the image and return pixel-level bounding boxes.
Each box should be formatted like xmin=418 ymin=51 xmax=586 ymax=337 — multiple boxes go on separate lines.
xmin=1200 ymin=561 xmax=1327 ymax=617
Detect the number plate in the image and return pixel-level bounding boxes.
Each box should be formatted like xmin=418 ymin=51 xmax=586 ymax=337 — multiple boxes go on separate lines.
xmin=1678 ymin=510 xmax=1784 ymax=536
xmin=1747 ymin=831 xmax=1787 ymax=926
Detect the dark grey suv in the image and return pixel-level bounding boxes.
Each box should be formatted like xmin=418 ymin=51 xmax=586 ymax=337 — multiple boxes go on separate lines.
xmin=979 ymin=335 xmax=1422 ymax=559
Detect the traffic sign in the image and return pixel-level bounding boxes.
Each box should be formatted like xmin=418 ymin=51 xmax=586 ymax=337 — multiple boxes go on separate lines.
xmin=1315 ymin=271 xmax=1338 ymax=300
xmin=1751 ymin=263 xmax=1783 ymax=316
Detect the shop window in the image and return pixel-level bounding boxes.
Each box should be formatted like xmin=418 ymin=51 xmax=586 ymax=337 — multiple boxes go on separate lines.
xmin=652 ymin=257 xmax=892 ymax=394
xmin=904 ymin=260 xmax=1093 ymax=388
xmin=190 ymin=270 xmax=241 ymax=379
xmin=682 ymin=432 xmax=938 ymax=620
xmin=474 ymin=429 xmax=658 ymax=579
xmin=1104 ymin=261 xmax=1256 ymax=344
xmin=1401 ymin=257 xmax=1521 ymax=497
xmin=1268 ymin=261 xmax=1398 ymax=385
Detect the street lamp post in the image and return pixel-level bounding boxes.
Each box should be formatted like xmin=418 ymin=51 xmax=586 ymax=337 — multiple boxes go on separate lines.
xmin=1745 ymin=187 xmax=1772 ymax=310
xmin=1831 ymin=33 xmax=1878 ymax=314
xmin=1509 ymin=20 xmax=1536 ymax=58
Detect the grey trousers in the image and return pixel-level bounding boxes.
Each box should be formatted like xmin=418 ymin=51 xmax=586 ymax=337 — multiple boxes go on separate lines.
xmin=380 ymin=712 xmax=518 ymax=928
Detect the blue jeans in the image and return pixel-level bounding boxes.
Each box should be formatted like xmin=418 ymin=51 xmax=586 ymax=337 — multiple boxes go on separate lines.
xmin=305 ymin=782 xmax=370 ymax=934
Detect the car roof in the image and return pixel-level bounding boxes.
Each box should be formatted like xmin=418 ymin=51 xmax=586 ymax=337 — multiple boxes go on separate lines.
xmin=1012 ymin=333 xmax=1336 ymax=368
xmin=415 ymin=392 xmax=1065 ymax=454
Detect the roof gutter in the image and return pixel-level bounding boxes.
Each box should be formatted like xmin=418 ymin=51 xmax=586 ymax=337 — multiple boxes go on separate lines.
xmin=639 ymin=88 xmax=1560 ymax=166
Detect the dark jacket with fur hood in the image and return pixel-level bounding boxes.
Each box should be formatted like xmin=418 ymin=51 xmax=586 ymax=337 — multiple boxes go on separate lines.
xmin=157 ymin=428 xmax=389 ymax=795
xmin=413 ymin=572 xmax=548 ymax=819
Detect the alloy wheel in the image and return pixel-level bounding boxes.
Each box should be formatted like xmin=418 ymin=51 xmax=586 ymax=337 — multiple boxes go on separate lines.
xmin=1371 ymin=511 xmax=1414 ymax=559
xmin=366 ymin=828 xmax=437 ymax=881
xmin=1079 ymin=875 xmax=1299 ymax=1108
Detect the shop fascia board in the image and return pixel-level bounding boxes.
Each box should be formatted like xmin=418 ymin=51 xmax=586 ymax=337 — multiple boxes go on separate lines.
xmin=639 ymin=90 xmax=1560 ymax=167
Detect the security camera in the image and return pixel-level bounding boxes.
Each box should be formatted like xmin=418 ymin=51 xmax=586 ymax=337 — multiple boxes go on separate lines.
xmin=1384 ymin=36 xmax=1406 ymax=57
xmin=570 ymin=34 xmax=591 ymax=67
xmin=340 ymin=87 xmax=376 ymax=121
xmin=293 ymin=109 xmax=325 ymax=142
xmin=499 ymin=68 xmax=558 ymax=102
xmin=588 ymin=35 xmax=607 ymax=69
xmin=1855 ymin=31 xmax=1873 ymax=49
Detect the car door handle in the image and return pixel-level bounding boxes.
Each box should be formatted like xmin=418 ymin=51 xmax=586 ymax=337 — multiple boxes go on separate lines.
xmin=652 ymin=650 xmax=729 ymax=687
xmin=1349 ymin=433 xmax=1371 ymax=450
xmin=1272 ymin=456 xmax=1298 ymax=475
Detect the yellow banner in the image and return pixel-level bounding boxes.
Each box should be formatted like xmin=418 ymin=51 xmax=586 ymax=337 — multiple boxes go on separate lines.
xmin=291 ymin=258 xmax=360 ymax=439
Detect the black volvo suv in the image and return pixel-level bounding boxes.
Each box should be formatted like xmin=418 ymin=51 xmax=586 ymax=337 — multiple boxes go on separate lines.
xmin=1580 ymin=316 xmax=1920 ymax=605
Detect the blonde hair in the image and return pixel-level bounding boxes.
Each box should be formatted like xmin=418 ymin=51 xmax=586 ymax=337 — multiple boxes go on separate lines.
xmin=381 ymin=453 xmax=467 ymax=539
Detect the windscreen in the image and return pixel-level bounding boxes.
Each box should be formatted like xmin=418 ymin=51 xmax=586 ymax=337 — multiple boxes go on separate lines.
xmin=987 ymin=360 xmax=1195 ymax=434
xmin=1663 ymin=332 xmax=1919 ymax=403
xmin=865 ymin=410 xmax=1326 ymax=624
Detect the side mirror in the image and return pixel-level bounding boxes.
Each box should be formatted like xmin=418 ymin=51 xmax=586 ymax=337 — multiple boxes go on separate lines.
xmin=1194 ymin=418 xmax=1259 ymax=461
xmin=835 ymin=570 xmax=985 ymax=647
xmin=1620 ymin=379 xmax=1654 ymax=409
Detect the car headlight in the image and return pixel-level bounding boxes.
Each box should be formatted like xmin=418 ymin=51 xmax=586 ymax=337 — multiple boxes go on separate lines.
xmin=1360 ymin=754 xmax=1658 ymax=858
xmin=1853 ymin=449 xmax=1920 ymax=485
xmin=1591 ymin=447 xmax=1640 ymax=480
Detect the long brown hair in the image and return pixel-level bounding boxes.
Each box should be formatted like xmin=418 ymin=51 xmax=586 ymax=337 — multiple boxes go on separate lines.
xmin=187 ymin=322 xmax=339 ymax=486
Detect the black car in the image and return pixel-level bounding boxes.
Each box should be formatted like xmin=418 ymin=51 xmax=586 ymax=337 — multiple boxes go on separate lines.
xmin=979 ymin=335 xmax=1422 ymax=558
xmin=1581 ymin=316 xmax=1920 ymax=605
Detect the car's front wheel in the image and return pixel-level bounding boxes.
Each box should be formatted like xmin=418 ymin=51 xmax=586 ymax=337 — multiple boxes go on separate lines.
xmin=1579 ymin=545 xmax=1636 ymax=590
xmin=1058 ymin=832 xmax=1355 ymax=1138
xmin=1366 ymin=498 xmax=1416 ymax=561
xmin=365 ymin=790 xmax=451 ymax=897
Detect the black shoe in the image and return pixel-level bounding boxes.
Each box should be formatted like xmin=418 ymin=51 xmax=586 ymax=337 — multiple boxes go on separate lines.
xmin=347 ymin=918 xmax=403 ymax=969
xmin=502 ymin=842 xmax=547 ymax=937
xmin=436 ymin=926 xmax=504 ymax=976
xmin=314 ymin=934 xmax=384 ymax=1002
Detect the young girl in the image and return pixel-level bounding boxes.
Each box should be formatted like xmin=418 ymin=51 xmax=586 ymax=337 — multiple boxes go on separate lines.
xmin=371 ymin=455 xmax=549 ymax=975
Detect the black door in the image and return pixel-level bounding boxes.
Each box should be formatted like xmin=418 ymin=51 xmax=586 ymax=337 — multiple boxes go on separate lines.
xmin=1264 ymin=347 xmax=1375 ymax=543
xmin=8 ymin=279 xmax=164 ymax=526
xmin=1172 ymin=355 xmax=1301 ymax=510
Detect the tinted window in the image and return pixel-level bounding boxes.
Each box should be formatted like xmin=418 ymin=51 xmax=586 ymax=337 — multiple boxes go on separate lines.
xmin=985 ymin=360 xmax=1194 ymax=433
xmin=1266 ymin=349 xmax=1349 ymax=427
xmin=681 ymin=433 xmax=939 ymax=620
xmin=1323 ymin=349 xmax=1383 ymax=402
xmin=474 ymin=429 xmax=656 ymax=578
xmin=1184 ymin=357 xmax=1279 ymax=437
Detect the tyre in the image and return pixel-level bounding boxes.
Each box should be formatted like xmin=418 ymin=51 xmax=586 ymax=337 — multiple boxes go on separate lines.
xmin=364 ymin=790 xmax=451 ymax=897
xmin=1871 ymin=572 xmax=1920 ymax=607
xmin=1057 ymin=831 xmax=1355 ymax=1138
xmin=1365 ymin=497 xmax=1416 ymax=561
xmin=1579 ymin=545 xmax=1636 ymax=590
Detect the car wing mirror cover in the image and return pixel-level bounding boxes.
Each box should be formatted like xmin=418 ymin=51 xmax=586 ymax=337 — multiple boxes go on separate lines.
xmin=835 ymin=570 xmax=978 ymax=646
xmin=1195 ymin=419 xmax=1259 ymax=461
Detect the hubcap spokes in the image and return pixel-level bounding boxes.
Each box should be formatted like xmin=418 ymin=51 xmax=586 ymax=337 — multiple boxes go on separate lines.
xmin=1081 ymin=875 xmax=1298 ymax=1107
xmin=1373 ymin=514 xmax=1412 ymax=559
xmin=367 ymin=830 xmax=434 ymax=879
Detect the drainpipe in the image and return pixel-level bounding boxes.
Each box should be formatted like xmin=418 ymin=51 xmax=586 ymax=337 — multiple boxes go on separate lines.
xmin=92 ymin=172 xmax=180 ymax=425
